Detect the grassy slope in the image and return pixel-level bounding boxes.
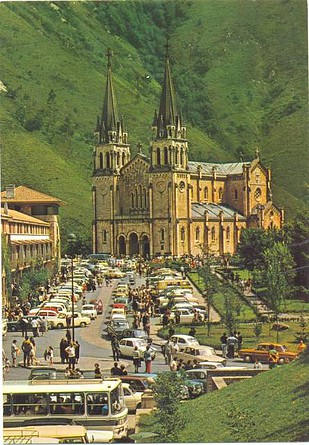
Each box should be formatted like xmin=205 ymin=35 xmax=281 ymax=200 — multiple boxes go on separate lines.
xmin=140 ymin=352 xmax=309 ymax=442
xmin=0 ymin=1 xmax=308 ymax=239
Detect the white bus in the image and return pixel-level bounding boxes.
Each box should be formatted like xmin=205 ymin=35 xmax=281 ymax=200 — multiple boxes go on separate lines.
xmin=3 ymin=379 xmax=128 ymax=440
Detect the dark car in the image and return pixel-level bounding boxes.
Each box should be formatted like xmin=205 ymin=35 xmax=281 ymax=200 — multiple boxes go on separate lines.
xmin=119 ymin=328 xmax=148 ymax=340
xmin=103 ymin=319 xmax=130 ymax=338
xmin=7 ymin=315 xmax=41 ymax=333
xmin=28 ymin=367 xmax=57 ymax=381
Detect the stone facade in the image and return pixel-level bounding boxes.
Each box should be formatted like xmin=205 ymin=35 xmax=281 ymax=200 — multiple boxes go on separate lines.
xmin=92 ymin=51 xmax=283 ymax=258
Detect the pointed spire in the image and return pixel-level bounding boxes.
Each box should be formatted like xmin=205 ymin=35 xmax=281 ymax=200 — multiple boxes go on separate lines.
xmin=101 ymin=49 xmax=119 ymax=143
xmin=158 ymin=43 xmax=177 ymax=129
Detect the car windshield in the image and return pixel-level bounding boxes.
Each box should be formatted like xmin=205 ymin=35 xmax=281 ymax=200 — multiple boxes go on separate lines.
xmin=135 ymin=339 xmax=147 ymax=347
xmin=83 ymin=306 xmax=94 ymax=310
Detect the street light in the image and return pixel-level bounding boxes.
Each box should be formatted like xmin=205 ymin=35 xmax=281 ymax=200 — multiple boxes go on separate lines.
xmin=67 ymin=233 xmax=77 ymax=346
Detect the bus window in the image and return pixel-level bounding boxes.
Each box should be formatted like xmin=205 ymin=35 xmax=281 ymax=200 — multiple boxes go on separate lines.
xmin=3 ymin=394 xmax=12 ymax=416
xmin=86 ymin=393 xmax=109 ymax=416
xmin=12 ymin=393 xmax=48 ymax=416
xmin=50 ymin=393 xmax=84 ymax=415
xmin=110 ymin=387 xmax=124 ymax=414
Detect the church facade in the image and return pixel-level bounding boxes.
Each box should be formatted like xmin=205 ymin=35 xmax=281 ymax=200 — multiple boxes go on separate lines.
xmin=92 ymin=51 xmax=283 ymax=258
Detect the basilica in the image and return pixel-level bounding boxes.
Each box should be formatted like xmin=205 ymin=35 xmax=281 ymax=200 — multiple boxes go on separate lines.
xmin=92 ymin=50 xmax=283 ymax=258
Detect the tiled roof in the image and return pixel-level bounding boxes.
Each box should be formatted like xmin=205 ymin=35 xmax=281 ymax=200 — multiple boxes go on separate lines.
xmin=191 ymin=202 xmax=247 ymax=221
xmin=1 ymin=208 xmax=49 ymax=225
xmin=1 ymin=186 xmax=64 ymax=205
xmin=188 ymin=161 xmax=250 ymax=176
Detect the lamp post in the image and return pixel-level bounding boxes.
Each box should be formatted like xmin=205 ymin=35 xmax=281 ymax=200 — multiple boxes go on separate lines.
xmin=67 ymin=233 xmax=77 ymax=345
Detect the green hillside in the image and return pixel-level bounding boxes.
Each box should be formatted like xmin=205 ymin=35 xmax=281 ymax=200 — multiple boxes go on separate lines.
xmin=139 ymin=351 xmax=309 ymax=442
xmin=0 ymin=1 xmax=308 ymax=243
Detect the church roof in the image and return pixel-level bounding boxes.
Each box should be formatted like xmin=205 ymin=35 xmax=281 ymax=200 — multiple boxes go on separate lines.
xmin=101 ymin=50 xmax=119 ymax=141
xmin=1 ymin=186 xmax=64 ymax=205
xmin=191 ymin=202 xmax=246 ymax=221
xmin=158 ymin=54 xmax=177 ymax=127
xmin=188 ymin=161 xmax=249 ymax=176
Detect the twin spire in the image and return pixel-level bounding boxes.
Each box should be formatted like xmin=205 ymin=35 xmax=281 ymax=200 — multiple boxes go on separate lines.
xmin=96 ymin=45 xmax=186 ymax=145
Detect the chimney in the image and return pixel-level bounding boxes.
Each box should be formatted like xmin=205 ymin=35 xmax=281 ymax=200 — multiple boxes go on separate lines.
xmin=6 ymin=184 xmax=15 ymax=199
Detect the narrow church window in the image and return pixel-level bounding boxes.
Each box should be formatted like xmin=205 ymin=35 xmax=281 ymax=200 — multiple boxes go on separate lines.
xmin=226 ymin=226 xmax=230 ymax=241
xmin=131 ymin=192 xmax=134 ymax=208
xmin=139 ymin=184 xmax=143 ymax=207
xmin=117 ymin=152 xmax=120 ymax=167
xmin=204 ymin=186 xmax=208 ymax=200
xmin=122 ymin=152 xmax=126 ymax=166
xmin=219 ymin=187 xmax=223 ymax=200
xmin=102 ymin=230 xmax=107 ymax=243
xmin=180 ymin=227 xmax=185 ymax=242
xmin=175 ymin=148 xmax=179 ymax=165
xmin=180 ymin=148 xmax=184 ymax=166
xmin=234 ymin=189 xmax=238 ymax=200
xmin=143 ymin=188 xmax=147 ymax=208
xmin=161 ymin=228 xmax=165 ymax=241
xmin=99 ymin=153 xmax=103 ymax=169
xmin=157 ymin=147 xmax=161 ymax=165
xmin=196 ymin=227 xmax=200 ymax=242
xmin=135 ymin=188 xmax=138 ymax=208
xmin=164 ymin=147 xmax=168 ymax=165
xmin=211 ymin=227 xmax=215 ymax=241
xmin=106 ymin=153 xmax=110 ymax=169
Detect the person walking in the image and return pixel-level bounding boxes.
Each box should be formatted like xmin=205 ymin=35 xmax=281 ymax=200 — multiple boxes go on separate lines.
xmin=132 ymin=346 xmax=141 ymax=373
xmin=20 ymin=317 xmax=28 ymax=337
xmin=268 ymin=345 xmax=279 ymax=369
xmin=21 ymin=336 xmax=32 ymax=367
xmin=144 ymin=345 xmax=153 ymax=374
xmin=94 ymin=363 xmax=102 ymax=379
xmin=39 ymin=317 xmax=48 ymax=336
xmin=46 ymin=346 xmax=54 ymax=365
xmin=110 ymin=362 xmax=122 ymax=376
xmin=65 ymin=342 xmax=76 ymax=370
xmin=227 ymin=332 xmax=238 ymax=359
xmin=111 ymin=336 xmax=120 ymax=361
xmin=164 ymin=340 xmax=172 ymax=365
xmin=59 ymin=338 xmax=68 ymax=364
xmin=31 ymin=318 xmax=39 ymax=337
xmin=237 ymin=331 xmax=243 ymax=352
xmin=75 ymin=341 xmax=80 ymax=364
xmin=11 ymin=340 xmax=20 ymax=368
xmin=220 ymin=332 xmax=228 ymax=358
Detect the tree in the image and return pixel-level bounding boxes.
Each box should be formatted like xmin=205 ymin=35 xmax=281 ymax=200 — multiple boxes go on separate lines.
xmin=153 ymin=371 xmax=187 ymax=442
xmin=262 ymin=243 xmax=296 ymax=319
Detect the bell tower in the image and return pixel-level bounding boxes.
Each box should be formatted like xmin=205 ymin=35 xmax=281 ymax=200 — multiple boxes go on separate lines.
xmin=92 ymin=50 xmax=130 ymax=254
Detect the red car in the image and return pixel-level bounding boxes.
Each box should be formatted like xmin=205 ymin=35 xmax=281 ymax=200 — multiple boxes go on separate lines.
xmin=90 ymin=299 xmax=103 ymax=315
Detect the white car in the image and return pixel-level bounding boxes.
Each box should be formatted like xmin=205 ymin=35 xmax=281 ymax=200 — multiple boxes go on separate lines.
xmin=169 ymin=334 xmax=200 ymax=351
xmin=161 ymin=308 xmax=205 ymax=325
xmin=122 ymin=383 xmax=143 ymax=413
xmin=119 ymin=338 xmax=157 ymax=359
xmin=174 ymin=345 xmax=226 ymax=365
xmin=81 ymin=304 xmax=97 ymax=320
xmin=48 ymin=312 xmax=91 ymax=329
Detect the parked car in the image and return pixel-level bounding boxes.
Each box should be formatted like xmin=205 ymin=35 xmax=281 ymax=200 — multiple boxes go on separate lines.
xmin=238 ymin=342 xmax=297 ymax=365
xmin=122 ymin=383 xmax=143 ymax=413
xmin=81 ymin=304 xmax=97 ymax=320
xmin=7 ymin=316 xmax=42 ymax=333
xmin=169 ymin=334 xmax=200 ymax=350
xmin=118 ymin=374 xmax=156 ymax=393
xmin=174 ymin=346 xmax=226 ymax=365
xmin=89 ymin=299 xmax=103 ymax=315
xmin=104 ymin=319 xmax=130 ymax=338
xmin=118 ymin=338 xmax=157 ymax=359
xmin=48 ymin=312 xmax=91 ymax=329
xmin=119 ymin=329 xmax=148 ymax=340
xmin=28 ymin=367 xmax=57 ymax=381
xmin=161 ymin=308 xmax=205 ymax=325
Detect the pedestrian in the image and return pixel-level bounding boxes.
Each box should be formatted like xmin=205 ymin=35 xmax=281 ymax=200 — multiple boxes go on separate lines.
xmin=144 ymin=345 xmax=153 ymax=373
xmin=253 ymin=359 xmax=263 ymax=370
xmin=170 ymin=340 xmax=179 ymax=357
xmin=144 ymin=321 xmax=151 ymax=337
xmin=29 ymin=337 xmax=37 ymax=366
xmin=227 ymin=332 xmax=238 ymax=359
xmin=268 ymin=344 xmax=279 ymax=369
xmin=31 ymin=318 xmax=39 ymax=337
xmin=94 ymin=363 xmax=102 ymax=379
xmin=66 ymin=329 xmax=72 ymax=343
xmin=75 ymin=341 xmax=80 ymax=364
xmin=111 ymin=362 xmax=122 ymax=376
xmin=65 ymin=342 xmax=76 ymax=370
xmin=21 ymin=336 xmax=32 ymax=367
xmin=133 ymin=346 xmax=141 ymax=373
xmin=297 ymin=340 xmax=307 ymax=355
xmin=237 ymin=331 xmax=243 ymax=352
xmin=188 ymin=327 xmax=196 ymax=337
xmin=47 ymin=346 xmax=54 ymax=365
xmin=120 ymin=364 xmax=128 ymax=375
xmin=111 ymin=336 xmax=120 ymax=361
xmin=220 ymin=332 xmax=228 ymax=358
xmin=59 ymin=338 xmax=68 ymax=364
xmin=20 ymin=317 xmax=28 ymax=337
xmin=175 ymin=309 xmax=181 ymax=325
xmin=168 ymin=326 xmax=175 ymax=338
xmin=39 ymin=317 xmax=48 ymax=336
xmin=11 ymin=340 xmax=20 ymax=368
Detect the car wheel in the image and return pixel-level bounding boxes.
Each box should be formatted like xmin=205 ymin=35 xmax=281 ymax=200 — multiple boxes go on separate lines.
xmin=56 ymin=323 xmax=63 ymax=329
xmin=244 ymin=355 xmax=252 ymax=363
xmin=80 ymin=322 xmax=86 ymax=328
xmin=278 ymin=357 xmax=286 ymax=365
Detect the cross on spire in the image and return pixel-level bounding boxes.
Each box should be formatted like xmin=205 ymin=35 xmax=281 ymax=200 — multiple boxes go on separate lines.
xmin=106 ymin=48 xmax=113 ymax=67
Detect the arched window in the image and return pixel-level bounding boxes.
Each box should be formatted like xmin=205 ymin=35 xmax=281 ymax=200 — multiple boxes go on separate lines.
xmin=164 ymin=147 xmax=168 ymax=165
xmin=156 ymin=147 xmax=161 ymax=165
xmin=135 ymin=188 xmax=138 ymax=208
xmin=219 ymin=187 xmax=223 ymax=200
xmin=180 ymin=147 xmax=184 ymax=166
xmin=226 ymin=226 xmax=230 ymax=241
xmin=196 ymin=227 xmax=200 ymax=242
xmin=139 ymin=184 xmax=143 ymax=208
xmin=211 ymin=227 xmax=215 ymax=241
xmin=204 ymin=187 xmax=208 ymax=200
xmin=143 ymin=188 xmax=147 ymax=208
xmin=99 ymin=153 xmax=103 ymax=169
xmin=234 ymin=189 xmax=238 ymax=200
xmin=175 ymin=148 xmax=179 ymax=165
xmin=106 ymin=153 xmax=110 ymax=169
xmin=122 ymin=152 xmax=126 ymax=166
xmin=130 ymin=192 xmax=134 ymax=208
xmin=180 ymin=226 xmax=185 ymax=242
xmin=117 ymin=152 xmax=120 ymax=167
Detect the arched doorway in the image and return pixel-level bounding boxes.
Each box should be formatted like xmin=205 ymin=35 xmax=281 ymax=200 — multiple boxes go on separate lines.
xmin=141 ymin=234 xmax=150 ymax=258
xmin=118 ymin=235 xmax=126 ymax=256
xmin=129 ymin=232 xmax=139 ymax=257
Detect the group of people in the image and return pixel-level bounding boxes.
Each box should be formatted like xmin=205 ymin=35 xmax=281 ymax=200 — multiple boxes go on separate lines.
xmin=220 ymin=331 xmax=243 ymax=358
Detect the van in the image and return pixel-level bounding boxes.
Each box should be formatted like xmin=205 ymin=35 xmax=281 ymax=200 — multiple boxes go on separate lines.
xmin=3 ymin=425 xmax=90 ymax=443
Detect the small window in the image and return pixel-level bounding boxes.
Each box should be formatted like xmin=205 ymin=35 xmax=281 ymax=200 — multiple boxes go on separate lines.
xmin=102 ymin=230 xmax=107 ymax=243
xmin=99 ymin=153 xmax=103 ymax=169
xmin=180 ymin=227 xmax=185 ymax=242
xmin=164 ymin=147 xmax=168 ymax=164
xmin=234 ymin=189 xmax=238 ymax=200
xmin=219 ymin=187 xmax=223 ymax=200
xmin=226 ymin=226 xmax=230 ymax=241
xmin=156 ymin=147 xmax=161 ymax=165
xmin=204 ymin=187 xmax=208 ymax=200
xmin=161 ymin=228 xmax=165 ymax=241
xmin=195 ymin=227 xmax=200 ymax=242
xmin=211 ymin=227 xmax=215 ymax=241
